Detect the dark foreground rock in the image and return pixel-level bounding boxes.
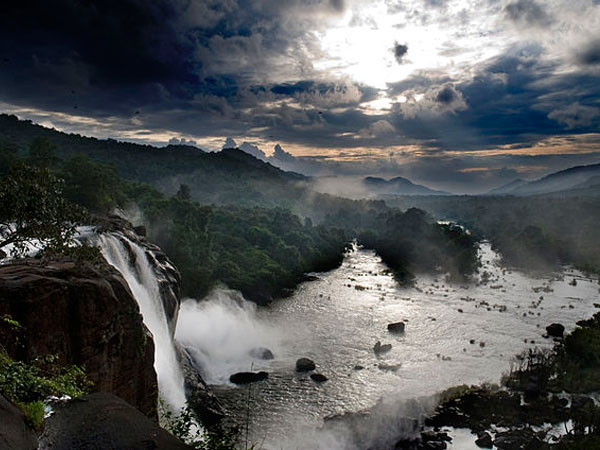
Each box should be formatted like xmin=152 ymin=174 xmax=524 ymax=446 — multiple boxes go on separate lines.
xmin=39 ymin=393 xmax=191 ymax=450
xmin=229 ymin=371 xmax=268 ymax=384
xmin=296 ymin=357 xmax=316 ymax=372
xmin=0 ymin=260 xmax=157 ymax=418
xmin=0 ymin=394 xmax=37 ymax=450
xmin=546 ymin=323 xmax=565 ymax=338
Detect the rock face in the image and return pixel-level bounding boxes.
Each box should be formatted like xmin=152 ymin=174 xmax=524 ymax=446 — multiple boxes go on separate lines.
xmin=177 ymin=346 xmax=226 ymax=427
xmin=0 ymin=259 xmax=157 ymax=418
xmin=39 ymin=393 xmax=191 ymax=450
xmin=0 ymin=394 xmax=37 ymax=450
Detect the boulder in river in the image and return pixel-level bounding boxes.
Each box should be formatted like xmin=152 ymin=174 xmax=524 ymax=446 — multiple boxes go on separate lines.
xmin=373 ymin=341 xmax=392 ymax=355
xmin=387 ymin=322 xmax=406 ymax=334
xmin=296 ymin=357 xmax=316 ymax=372
xmin=475 ymin=431 xmax=493 ymax=449
xmin=546 ymin=323 xmax=565 ymax=338
xmin=249 ymin=347 xmax=275 ymax=360
xmin=310 ymin=373 xmax=328 ymax=383
xmin=229 ymin=371 xmax=269 ymax=384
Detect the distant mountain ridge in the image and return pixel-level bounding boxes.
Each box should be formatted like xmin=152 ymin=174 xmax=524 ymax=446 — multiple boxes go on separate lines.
xmin=486 ymin=163 xmax=600 ymax=196
xmin=0 ymin=114 xmax=308 ymax=206
xmin=363 ymin=176 xmax=450 ymax=196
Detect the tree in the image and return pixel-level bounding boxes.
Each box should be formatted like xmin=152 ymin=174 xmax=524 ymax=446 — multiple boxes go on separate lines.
xmin=27 ymin=137 xmax=59 ymax=168
xmin=0 ymin=164 xmax=86 ymax=257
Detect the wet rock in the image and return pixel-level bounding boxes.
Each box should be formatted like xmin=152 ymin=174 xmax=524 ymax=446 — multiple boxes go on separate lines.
xmin=475 ymin=431 xmax=493 ymax=449
xmin=177 ymin=346 xmax=225 ymax=427
xmin=0 ymin=259 xmax=157 ymax=418
xmin=132 ymin=225 xmax=146 ymax=237
xmin=388 ymin=322 xmax=406 ymax=333
xmin=310 ymin=373 xmax=328 ymax=383
xmin=249 ymin=347 xmax=274 ymax=360
xmin=0 ymin=394 xmax=37 ymax=450
xmin=493 ymin=428 xmax=539 ymax=450
xmin=374 ymin=341 xmax=392 ymax=355
xmin=546 ymin=323 xmax=565 ymax=338
xmin=39 ymin=393 xmax=191 ymax=450
xmin=296 ymin=357 xmax=316 ymax=372
xmin=229 ymin=371 xmax=268 ymax=384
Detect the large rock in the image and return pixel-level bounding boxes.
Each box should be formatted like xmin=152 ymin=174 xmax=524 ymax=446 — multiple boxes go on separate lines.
xmin=229 ymin=371 xmax=269 ymax=384
xmin=0 ymin=259 xmax=157 ymax=418
xmin=388 ymin=322 xmax=406 ymax=334
xmin=296 ymin=357 xmax=316 ymax=372
xmin=39 ymin=393 xmax=191 ymax=450
xmin=0 ymin=394 xmax=37 ymax=450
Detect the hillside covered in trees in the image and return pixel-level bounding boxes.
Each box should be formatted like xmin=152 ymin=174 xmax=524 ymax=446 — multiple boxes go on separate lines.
xmin=0 ymin=115 xmax=477 ymax=302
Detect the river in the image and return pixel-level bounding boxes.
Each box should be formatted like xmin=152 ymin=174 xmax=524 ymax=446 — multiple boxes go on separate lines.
xmin=176 ymin=242 xmax=600 ymax=449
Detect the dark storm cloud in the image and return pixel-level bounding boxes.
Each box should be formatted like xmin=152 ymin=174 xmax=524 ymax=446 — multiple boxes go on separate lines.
xmin=393 ymin=43 xmax=409 ymax=64
xmin=1 ymin=0 xmax=599 ymax=193
xmin=435 ymin=85 xmax=459 ymax=104
xmin=0 ymin=0 xmax=345 ymax=116
xmin=504 ymin=0 xmax=553 ymax=27
xmin=577 ymin=39 xmax=600 ymax=66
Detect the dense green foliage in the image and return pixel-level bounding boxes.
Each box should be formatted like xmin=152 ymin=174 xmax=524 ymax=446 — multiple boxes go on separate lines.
xmin=0 ymin=115 xmax=478 ymax=302
xmin=0 ymin=163 xmax=87 ymax=257
xmin=385 ymin=195 xmax=600 ymax=275
xmin=128 ymin=182 xmax=348 ymax=302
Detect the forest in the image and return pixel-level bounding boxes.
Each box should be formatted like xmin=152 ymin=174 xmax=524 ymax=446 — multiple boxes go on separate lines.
xmin=0 ymin=122 xmax=477 ymax=303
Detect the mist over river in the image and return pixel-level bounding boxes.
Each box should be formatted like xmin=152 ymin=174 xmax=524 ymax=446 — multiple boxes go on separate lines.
xmin=176 ymin=242 xmax=600 ymax=449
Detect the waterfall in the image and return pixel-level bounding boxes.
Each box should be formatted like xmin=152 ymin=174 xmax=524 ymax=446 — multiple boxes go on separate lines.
xmin=98 ymin=233 xmax=187 ymax=412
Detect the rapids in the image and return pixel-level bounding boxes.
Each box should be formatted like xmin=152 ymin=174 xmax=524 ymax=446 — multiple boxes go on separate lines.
xmin=177 ymin=242 xmax=600 ymax=449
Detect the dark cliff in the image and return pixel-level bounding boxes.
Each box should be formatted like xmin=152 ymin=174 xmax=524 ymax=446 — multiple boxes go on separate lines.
xmin=0 ymin=259 xmax=158 ymax=418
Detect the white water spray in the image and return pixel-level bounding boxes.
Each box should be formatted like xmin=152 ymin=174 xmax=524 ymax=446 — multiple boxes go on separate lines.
xmin=99 ymin=233 xmax=187 ymax=412
xmin=176 ymin=288 xmax=282 ymax=385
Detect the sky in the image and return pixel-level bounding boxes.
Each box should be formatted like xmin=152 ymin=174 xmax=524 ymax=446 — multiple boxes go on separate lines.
xmin=1 ymin=0 xmax=599 ymax=193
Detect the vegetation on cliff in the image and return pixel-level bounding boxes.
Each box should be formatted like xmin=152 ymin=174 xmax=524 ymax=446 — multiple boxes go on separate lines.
xmin=0 ymin=316 xmax=90 ymax=429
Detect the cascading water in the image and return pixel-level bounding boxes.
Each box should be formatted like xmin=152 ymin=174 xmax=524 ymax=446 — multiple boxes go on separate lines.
xmin=98 ymin=233 xmax=187 ymax=412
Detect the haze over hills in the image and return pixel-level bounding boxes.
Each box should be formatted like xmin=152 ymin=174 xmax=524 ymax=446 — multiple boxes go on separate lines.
xmin=362 ymin=176 xmax=451 ymax=196
xmin=486 ymin=163 xmax=600 ymax=196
